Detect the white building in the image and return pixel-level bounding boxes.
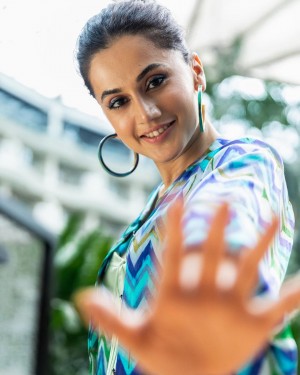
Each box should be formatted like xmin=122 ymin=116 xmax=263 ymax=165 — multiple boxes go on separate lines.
xmin=0 ymin=73 xmax=159 ymax=235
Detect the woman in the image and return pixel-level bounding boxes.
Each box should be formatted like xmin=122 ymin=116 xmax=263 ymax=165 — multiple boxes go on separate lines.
xmin=74 ymin=1 xmax=300 ymax=374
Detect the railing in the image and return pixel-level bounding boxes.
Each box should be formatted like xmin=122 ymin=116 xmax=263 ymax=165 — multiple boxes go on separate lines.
xmin=0 ymin=196 xmax=56 ymax=375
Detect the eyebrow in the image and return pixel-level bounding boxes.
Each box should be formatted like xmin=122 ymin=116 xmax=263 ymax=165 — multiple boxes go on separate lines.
xmin=101 ymin=88 xmax=122 ymax=102
xmin=100 ymin=63 xmax=166 ymax=102
xmin=136 ymin=63 xmax=165 ymax=82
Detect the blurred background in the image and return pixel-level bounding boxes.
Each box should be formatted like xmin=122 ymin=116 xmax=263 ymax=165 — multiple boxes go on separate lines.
xmin=0 ymin=0 xmax=300 ymax=374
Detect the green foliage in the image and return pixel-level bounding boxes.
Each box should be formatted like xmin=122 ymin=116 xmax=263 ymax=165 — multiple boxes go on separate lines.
xmin=292 ymin=311 xmax=300 ymax=363
xmin=49 ymin=213 xmax=113 ymax=375
xmin=207 ymin=79 xmax=300 ymax=131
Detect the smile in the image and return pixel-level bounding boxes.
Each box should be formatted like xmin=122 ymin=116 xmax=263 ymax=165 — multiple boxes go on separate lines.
xmin=142 ymin=121 xmax=175 ymax=139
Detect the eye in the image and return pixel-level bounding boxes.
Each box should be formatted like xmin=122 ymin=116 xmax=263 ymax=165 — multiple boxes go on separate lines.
xmin=147 ymin=75 xmax=166 ymax=90
xmin=108 ymin=97 xmax=128 ymax=110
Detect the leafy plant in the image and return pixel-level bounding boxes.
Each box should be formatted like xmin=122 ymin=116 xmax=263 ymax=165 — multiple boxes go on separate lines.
xmin=49 ymin=213 xmax=113 ymax=375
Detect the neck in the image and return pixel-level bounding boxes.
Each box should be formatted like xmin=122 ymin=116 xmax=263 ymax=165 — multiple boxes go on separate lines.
xmin=155 ymin=121 xmax=219 ymax=195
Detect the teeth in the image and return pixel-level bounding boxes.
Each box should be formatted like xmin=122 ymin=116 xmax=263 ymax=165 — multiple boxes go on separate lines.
xmin=145 ymin=124 xmax=170 ymax=138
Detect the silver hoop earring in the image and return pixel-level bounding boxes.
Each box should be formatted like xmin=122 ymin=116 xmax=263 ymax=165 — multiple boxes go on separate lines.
xmin=98 ymin=133 xmax=139 ymax=177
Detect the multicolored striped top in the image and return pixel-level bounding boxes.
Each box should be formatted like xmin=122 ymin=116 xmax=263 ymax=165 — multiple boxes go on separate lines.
xmin=88 ymin=137 xmax=297 ymax=375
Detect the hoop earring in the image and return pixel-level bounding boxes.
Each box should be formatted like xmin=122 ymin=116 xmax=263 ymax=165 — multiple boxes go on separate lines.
xmin=198 ymin=86 xmax=205 ymax=132
xmin=98 ymin=133 xmax=139 ymax=177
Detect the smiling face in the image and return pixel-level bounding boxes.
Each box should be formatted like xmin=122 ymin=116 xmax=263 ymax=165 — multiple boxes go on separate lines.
xmin=89 ymin=34 xmax=206 ymax=175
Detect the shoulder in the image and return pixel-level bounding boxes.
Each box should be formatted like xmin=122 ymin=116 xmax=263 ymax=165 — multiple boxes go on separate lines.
xmin=212 ymin=137 xmax=283 ymax=165
xmin=182 ymin=136 xmax=286 ymax=201
xmin=200 ymin=136 xmax=284 ymax=177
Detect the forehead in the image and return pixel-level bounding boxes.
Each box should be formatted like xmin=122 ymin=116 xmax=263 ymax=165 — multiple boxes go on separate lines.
xmin=89 ymin=35 xmax=184 ymax=93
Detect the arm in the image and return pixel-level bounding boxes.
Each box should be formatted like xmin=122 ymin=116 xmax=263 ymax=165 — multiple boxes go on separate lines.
xmin=75 ymin=140 xmax=299 ymax=375
xmin=180 ymin=142 xmax=297 ymax=373
xmin=75 ymin=200 xmax=300 ymax=375
xmin=183 ymin=142 xmax=294 ymax=294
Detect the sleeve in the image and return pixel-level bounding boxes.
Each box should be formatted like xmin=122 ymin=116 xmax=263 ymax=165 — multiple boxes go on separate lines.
xmin=182 ymin=141 xmax=297 ymax=374
xmin=183 ymin=142 xmax=294 ymax=296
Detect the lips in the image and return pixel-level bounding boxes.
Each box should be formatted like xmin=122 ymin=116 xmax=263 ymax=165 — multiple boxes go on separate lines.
xmin=141 ymin=121 xmax=175 ymax=139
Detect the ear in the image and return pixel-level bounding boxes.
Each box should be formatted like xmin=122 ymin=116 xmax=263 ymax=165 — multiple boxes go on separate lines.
xmin=191 ymin=52 xmax=206 ymax=92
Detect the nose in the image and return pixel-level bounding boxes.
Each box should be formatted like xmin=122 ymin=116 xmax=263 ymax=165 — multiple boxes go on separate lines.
xmin=134 ymin=96 xmax=161 ymax=124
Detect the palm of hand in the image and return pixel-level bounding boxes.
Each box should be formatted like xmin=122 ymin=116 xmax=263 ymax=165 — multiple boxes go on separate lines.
xmin=75 ymin=201 xmax=300 ymax=375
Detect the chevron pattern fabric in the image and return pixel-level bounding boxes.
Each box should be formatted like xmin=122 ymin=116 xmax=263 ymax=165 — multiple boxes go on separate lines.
xmin=89 ymin=137 xmax=297 ymax=375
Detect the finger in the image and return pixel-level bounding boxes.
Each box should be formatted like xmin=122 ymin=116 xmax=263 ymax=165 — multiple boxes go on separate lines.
xmin=199 ymin=202 xmax=230 ymax=288
xmin=73 ymin=287 xmax=143 ymax=352
xmin=160 ymin=198 xmax=185 ymax=290
xmin=251 ymin=274 xmax=300 ymax=329
xmin=234 ymin=217 xmax=279 ymax=299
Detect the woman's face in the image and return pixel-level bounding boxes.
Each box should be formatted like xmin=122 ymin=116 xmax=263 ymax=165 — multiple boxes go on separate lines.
xmin=89 ymin=35 xmax=205 ymax=165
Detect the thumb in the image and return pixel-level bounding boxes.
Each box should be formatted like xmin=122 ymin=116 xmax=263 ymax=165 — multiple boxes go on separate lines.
xmin=73 ymin=287 xmax=144 ymax=351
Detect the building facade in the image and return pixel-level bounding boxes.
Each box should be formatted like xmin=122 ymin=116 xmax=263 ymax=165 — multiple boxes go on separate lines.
xmin=0 ymin=73 xmax=159 ymax=235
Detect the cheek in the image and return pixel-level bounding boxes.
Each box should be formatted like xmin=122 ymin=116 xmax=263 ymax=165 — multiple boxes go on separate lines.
xmin=108 ymin=117 xmax=138 ymax=150
xmin=167 ymin=89 xmax=196 ymax=121
xmin=167 ymin=87 xmax=198 ymax=131
xmin=104 ymin=111 xmax=133 ymax=137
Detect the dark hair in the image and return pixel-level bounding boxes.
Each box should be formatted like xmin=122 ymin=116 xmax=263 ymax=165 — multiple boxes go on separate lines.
xmin=76 ymin=0 xmax=190 ymax=97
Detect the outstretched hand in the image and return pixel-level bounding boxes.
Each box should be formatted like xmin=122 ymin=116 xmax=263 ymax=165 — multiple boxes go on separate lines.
xmin=74 ymin=201 xmax=300 ymax=375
